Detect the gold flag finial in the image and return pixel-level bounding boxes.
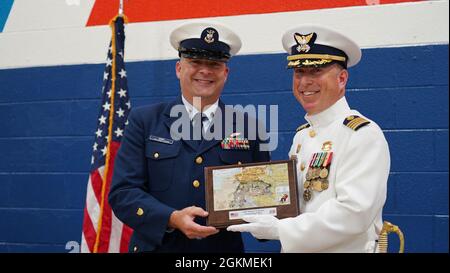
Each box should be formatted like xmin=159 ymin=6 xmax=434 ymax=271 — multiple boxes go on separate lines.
xmin=119 ymin=0 xmax=124 ymax=16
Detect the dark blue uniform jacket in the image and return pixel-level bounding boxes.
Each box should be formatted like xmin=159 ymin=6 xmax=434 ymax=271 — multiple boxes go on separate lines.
xmin=109 ymin=97 xmax=270 ymax=252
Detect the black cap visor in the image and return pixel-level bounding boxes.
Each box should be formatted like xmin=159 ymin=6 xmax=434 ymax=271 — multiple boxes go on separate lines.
xmin=179 ymin=47 xmax=230 ymax=62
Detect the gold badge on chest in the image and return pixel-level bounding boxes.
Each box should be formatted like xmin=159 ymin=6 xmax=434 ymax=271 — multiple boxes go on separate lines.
xmin=322 ymin=141 xmax=332 ymax=152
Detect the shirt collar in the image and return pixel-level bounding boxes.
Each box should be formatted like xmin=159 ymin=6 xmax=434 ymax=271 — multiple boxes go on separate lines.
xmin=305 ymin=96 xmax=350 ymax=127
xmin=181 ymin=95 xmax=219 ymax=122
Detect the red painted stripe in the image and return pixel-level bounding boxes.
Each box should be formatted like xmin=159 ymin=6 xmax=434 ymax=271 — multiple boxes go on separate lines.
xmin=87 ymin=0 xmax=421 ymax=26
xmin=82 ymin=206 xmax=97 ymax=252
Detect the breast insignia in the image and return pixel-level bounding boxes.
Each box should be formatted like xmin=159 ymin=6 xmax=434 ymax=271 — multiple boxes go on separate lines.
xmin=343 ymin=115 xmax=370 ymax=131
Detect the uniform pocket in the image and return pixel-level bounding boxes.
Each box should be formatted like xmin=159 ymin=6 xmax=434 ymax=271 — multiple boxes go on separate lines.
xmin=145 ymin=141 xmax=181 ymax=191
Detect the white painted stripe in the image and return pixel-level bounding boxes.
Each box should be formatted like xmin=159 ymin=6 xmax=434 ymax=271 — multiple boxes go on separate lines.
xmin=108 ymin=211 xmax=124 ymax=253
xmin=0 ymin=1 xmax=448 ymax=68
xmin=85 ymin=171 xmax=102 ymax=233
xmin=4 ymin=0 xmax=95 ymax=32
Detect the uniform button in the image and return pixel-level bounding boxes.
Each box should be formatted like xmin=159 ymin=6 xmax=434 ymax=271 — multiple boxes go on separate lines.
xmin=309 ymin=130 xmax=316 ymax=138
xmin=195 ymin=156 xmax=203 ymax=164
xmin=193 ymin=180 xmax=200 ymax=188
xmin=136 ymin=207 xmax=144 ymax=216
xmin=296 ymin=144 xmax=302 ymax=153
xmin=133 ymin=246 xmax=138 ymax=252
xmin=153 ymin=152 xmax=159 ymax=159
xmin=300 ymin=163 xmax=305 ymax=171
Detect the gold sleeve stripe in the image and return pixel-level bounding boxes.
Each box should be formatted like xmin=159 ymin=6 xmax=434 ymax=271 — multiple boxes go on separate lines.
xmin=346 ymin=118 xmax=370 ymax=130
xmin=343 ymin=116 xmax=370 ymax=131
xmin=296 ymin=123 xmax=310 ymax=132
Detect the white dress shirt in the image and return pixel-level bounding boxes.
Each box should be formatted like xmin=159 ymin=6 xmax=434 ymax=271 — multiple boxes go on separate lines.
xmin=182 ymin=95 xmax=218 ymax=132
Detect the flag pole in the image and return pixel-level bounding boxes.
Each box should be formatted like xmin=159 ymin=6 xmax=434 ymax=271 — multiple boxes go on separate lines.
xmin=119 ymin=0 xmax=124 ymax=16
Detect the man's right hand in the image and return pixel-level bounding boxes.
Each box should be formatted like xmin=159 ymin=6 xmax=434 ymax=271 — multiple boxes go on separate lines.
xmin=168 ymin=206 xmax=219 ymax=239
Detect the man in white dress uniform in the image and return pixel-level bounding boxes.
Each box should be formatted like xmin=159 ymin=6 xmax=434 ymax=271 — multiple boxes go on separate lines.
xmin=227 ymin=25 xmax=391 ymax=253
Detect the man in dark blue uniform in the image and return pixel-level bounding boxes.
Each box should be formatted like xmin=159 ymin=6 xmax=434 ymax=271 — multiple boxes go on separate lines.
xmin=109 ymin=22 xmax=270 ymax=253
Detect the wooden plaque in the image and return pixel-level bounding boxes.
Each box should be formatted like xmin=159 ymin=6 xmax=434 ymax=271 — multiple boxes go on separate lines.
xmin=204 ymin=159 xmax=299 ymax=228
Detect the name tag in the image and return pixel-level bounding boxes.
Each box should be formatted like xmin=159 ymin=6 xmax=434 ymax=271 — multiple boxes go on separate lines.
xmin=148 ymin=135 xmax=174 ymax=145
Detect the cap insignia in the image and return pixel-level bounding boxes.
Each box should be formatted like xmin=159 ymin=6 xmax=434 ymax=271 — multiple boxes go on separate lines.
xmin=294 ymin=32 xmax=316 ymax=53
xmin=204 ymin=29 xmax=215 ymax=43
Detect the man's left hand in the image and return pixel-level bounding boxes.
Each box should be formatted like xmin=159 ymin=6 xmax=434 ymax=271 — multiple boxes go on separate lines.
xmin=227 ymin=215 xmax=280 ymax=240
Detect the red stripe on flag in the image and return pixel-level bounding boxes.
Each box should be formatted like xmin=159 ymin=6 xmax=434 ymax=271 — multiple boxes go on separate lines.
xmin=120 ymin=225 xmax=134 ymax=253
xmin=97 ymin=203 xmax=113 ymax=252
xmin=82 ymin=205 xmax=97 ymax=252
xmin=87 ymin=0 xmax=422 ymax=26
xmin=90 ymin=169 xmax=104 ymax=204
xmin=96 ymin=141 xmax=121 ymax=252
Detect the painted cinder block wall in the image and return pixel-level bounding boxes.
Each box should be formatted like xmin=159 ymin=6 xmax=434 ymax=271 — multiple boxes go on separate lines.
xmin=0 ymin=44 xmax=448 ymax=252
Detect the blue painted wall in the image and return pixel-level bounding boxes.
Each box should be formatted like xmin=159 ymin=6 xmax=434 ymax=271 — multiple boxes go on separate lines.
xmin=0 ymin=44 xmax=448 ymax=252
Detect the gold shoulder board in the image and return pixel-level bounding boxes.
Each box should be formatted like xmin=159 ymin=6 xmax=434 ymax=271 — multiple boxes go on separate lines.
xmin=343 ymin=115 xmax=370 ymax=131
xmin=296 ymin=123 xmax=311 ymax=132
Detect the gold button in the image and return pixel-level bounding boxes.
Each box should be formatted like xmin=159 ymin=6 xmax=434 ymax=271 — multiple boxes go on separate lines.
xmin=309 ymin=130 xmax=316 ymax=138
xmin=153 ymin=152 xmax=159 ymax=159
xmin=193 ymin=180 xmax=200 ymax=188
xmin=133 ymin=246 xmax=138 ymax=252
xmin=300 ymin=163 xmax=305 ymax=171
xmin=296 ymin=144 xmax=301 ymax=153
xmin=195 ymin=156 xmax=203 ymax=164
xmin=136 ymin=207 xmax=144 ymax=216
xmin=237 ymin=161 xmax=242 ymax=165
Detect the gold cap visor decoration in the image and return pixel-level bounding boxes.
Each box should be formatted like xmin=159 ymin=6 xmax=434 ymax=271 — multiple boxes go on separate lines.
xmin=282 ymin=25 xmax=361 ymax=69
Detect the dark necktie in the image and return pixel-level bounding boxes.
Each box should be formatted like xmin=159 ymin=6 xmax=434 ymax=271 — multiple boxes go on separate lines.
xmin=192 ymin=112 xmax=208 ymax=145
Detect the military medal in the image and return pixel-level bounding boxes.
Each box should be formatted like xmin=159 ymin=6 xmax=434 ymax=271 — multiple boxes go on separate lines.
xmin=313 ymin=167 xmax=320 ymax=179
xmin=324 ymin=152 xmax=333 ymax=168
xmin=306 ymin=153 xmax=316 ymax=180
xmin=312 ymin=180 xmax=323 ymax=192
xmin=302 ymin=150 xmax=334 ymax=202
xmin=306 ymin=169 xmax=312 ymax=180
xmin=321 ymin=180 xmax=329 ymax=190
xmin=303 ymin=180 xmax=310 ymax=188
xmin=303 ymin=189 xmax=311 ymax=202
xmin=319 ymin=167 xmax=329 ymax=179
xmin=313 ymin=152 xmax=321 ymax=167
xmin=221 ymin=133 xmax=250 ymax=150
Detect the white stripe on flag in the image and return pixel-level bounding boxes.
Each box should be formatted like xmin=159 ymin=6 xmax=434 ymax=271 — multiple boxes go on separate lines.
xmin=80 ymin=233 xmax=90 ymax=253
xmin=85 ymin=172 xmax=101 ymax=233
xmin=98 ymin=165 xmax=105 ymax=181
xmin=108 ymin=211 xmax=125 ymax=253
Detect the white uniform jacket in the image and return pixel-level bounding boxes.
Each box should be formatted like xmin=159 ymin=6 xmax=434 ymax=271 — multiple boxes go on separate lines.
xmin=279 ymin=97 xmax=390 ymax=252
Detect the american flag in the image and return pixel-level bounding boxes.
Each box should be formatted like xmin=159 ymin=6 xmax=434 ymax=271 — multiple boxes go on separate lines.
xmin=81 ymin=15 xmax=133 ymax=253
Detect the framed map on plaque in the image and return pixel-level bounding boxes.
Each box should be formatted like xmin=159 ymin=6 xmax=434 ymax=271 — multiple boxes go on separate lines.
xmin=204 ymin=159 xmax=299 ymax=228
